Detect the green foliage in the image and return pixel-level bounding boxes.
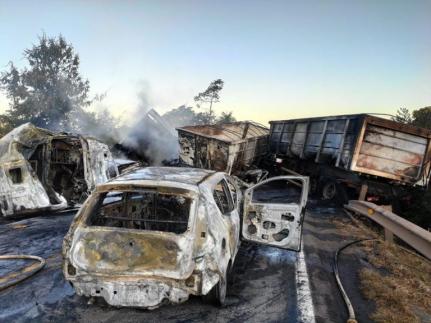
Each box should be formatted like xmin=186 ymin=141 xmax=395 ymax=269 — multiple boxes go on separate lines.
xmin=217 ymin=111 xmax=236 ymax=124
xmin=392 ymin=106 xmax=431 ymax=130
xmin=194 ymin=79 xmax=224 ymax=105
xmin=0 ymin=34 xmax=91 ymax=130
xmin=193 ymin=111 xmax=215 ymax=125
xmin=162 ymin=105 xmax=236 ymax=128
xmin=162 ymin=105 xmax=197 ymax=128
xmin=411 ymin=106 xmax=431 ymax=129
xmin=194 ymin=79 xmax=224 ymax=124
xmin=392 ymin=107 xmax=413 ymax=124
xmin=0 ymin=34 xmax=120 ymax=142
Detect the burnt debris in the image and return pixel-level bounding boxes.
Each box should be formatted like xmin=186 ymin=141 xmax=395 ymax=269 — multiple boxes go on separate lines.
xmin=0 ymin=123 xmax=118 ymax=217
xmin=177 ymin=121 xmax=269 ymax=174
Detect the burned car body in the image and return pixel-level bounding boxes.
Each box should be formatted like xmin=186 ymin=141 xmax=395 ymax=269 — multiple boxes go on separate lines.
xmin=0 ymin=123 xmax=118 ymax=217
xmin=63 ymin=167 xmax=309 ymax=309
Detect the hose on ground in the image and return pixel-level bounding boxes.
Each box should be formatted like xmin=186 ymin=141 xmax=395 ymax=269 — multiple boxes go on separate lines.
xmin=343 ymin=209 xmax=431 ymax=265
xmin=0 ymin=254 xmax=46 ymax=291
xmin=337 ymin=210 xmax=431 ymax=323
xmin=333 ymin=238 xmax=376 ymax=323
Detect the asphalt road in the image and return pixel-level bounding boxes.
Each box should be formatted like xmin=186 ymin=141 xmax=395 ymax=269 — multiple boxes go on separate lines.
xmin=0 ymin=202 xmax=374 ymax=323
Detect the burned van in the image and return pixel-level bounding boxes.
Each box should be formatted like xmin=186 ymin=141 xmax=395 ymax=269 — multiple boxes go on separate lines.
xmin=62 ymin=167 xmax=309 ymax=309
xmin=0 ymin=123 xmax=118 ymax=217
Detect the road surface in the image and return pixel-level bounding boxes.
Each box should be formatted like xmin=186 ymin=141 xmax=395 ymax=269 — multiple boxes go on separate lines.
xmin=0 ymin=201 xmax=373 ymax=322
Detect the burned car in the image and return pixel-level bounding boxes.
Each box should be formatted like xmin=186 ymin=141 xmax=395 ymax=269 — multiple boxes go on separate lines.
xmin=0 ymin=123 xmax=118 ymax=217
xmin=62 ymin=167 xmax=309 ymax=309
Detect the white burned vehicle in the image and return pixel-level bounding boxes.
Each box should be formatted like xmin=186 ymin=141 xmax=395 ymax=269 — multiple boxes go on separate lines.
xmin=62 ymin=167 xmax=309 ymax=309
xmin=0 ymin=123 xmax=118 ymax=217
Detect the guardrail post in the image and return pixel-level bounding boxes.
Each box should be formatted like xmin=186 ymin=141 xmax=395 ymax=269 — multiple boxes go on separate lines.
xmin=384 ymin=228 xmax=394 ymax=243
xmin=345 ymin=200 xmax=431 ymax=260
xmin=358 ymin=184 xmax=368 ymax=201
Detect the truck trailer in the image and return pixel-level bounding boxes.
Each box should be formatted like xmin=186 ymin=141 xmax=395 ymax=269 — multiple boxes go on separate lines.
xmin=269 ymin=114 xmax=431 ymax=205
xmin=177 ymin=121 xmax=269 ymax=174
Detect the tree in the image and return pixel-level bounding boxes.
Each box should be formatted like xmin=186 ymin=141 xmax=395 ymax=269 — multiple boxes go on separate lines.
xmin=162 ymin=104 xmax=237 ymax=128
xmin=392 ymin=107 xmax=413 ymax=124
xmin=392 ymin=106 xmax=431 ymax=130
xmin=0 ymin=34 xmax=91 ymax=131
xmin=411 ymin=106 xmax=431 ymax=130
xmin=194 ymin=79 xmax=224 ymax=124
xmin=162 ymin=105 xmax=197 ymax=128
xmin=217 ymin=111 xmax=236 ymax=124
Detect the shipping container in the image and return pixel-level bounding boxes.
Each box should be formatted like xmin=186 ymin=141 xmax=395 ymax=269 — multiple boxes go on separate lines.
xmin=177 ymin=122 xmax=269 ymax=174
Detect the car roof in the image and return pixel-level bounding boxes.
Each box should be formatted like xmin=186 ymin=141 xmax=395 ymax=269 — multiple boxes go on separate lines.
xmin=109 ymin=166 xmax=216 ymax=186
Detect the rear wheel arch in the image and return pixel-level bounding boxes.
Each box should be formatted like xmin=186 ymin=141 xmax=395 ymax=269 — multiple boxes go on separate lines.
xmin=202 ymin=259 xmax=230 ymax=306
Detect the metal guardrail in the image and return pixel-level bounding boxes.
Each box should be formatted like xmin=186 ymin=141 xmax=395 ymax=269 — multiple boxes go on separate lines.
xmin=345 ymin=200 xmax=431 ymax=260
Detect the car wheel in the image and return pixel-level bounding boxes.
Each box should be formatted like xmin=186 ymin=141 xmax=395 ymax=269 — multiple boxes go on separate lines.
xmin=203 ymin=267 xmax=227 ymax=306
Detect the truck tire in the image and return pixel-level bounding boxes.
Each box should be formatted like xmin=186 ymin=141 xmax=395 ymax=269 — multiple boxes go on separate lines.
xmin=321 ymin=180 xmax=348 ymax=205
xmin=322 ymin=181 xmax=336 ymax=200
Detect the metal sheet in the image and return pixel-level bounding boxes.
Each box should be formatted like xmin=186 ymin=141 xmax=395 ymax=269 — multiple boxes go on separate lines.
xmin=270 ymin=114 xmax=431 ymax=186
xmin=177 ymin=122 xmax=269 ymax=174
xmin=352 ymin=117 xmax=431 ymax=184
xmin=270 ymin=115 xmax=360 ymax=169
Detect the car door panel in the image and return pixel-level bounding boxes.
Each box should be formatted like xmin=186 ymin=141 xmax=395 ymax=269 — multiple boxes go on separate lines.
xmin=241 ymin=176 xmax=309 ymax=251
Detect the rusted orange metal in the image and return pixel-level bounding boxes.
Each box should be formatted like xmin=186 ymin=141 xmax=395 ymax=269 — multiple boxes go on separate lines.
xmin=177 ymin=122 xmax=269 ymax=174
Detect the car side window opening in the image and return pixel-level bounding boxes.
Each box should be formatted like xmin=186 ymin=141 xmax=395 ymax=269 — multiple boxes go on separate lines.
xmin=226 ymin=179 xmax=237 ymax=205
xmin=87 ymin=190 xmax=191 ymax=234
xmin=9 ymin=167 xmax=23 ymax=184
xmin=252 ymin=179 xmax=303 ymax=204
xmin=213 ymin=180 xmax=234 ymax=214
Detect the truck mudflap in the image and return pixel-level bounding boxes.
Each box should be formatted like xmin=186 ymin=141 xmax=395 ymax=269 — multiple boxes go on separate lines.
xmin=73 ymin=279 xmax=190 ymax=309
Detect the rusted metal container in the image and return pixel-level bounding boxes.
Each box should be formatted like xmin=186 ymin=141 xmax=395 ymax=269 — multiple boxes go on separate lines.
xmin=177 ymin=122 xmax=269 ymax=174
xmin=270 ymin=114 xmax=431 ymax=186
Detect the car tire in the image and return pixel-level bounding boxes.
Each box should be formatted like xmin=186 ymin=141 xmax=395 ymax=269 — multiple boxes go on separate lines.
xmin=203 ymin=267 xmax=227 ymax=306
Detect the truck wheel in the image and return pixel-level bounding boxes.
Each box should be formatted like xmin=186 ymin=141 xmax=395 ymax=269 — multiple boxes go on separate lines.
xmin=322 ymin=181 xmax=337 ymax=200
xmin=203 ymin=268 xmax=227 ymax=306
xmin=321 ymin=181 xmax=348 ymax=205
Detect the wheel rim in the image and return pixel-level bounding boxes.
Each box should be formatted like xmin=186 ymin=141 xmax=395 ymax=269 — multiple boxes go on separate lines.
xmin=322 ymin=182 xmax=337 ymax=200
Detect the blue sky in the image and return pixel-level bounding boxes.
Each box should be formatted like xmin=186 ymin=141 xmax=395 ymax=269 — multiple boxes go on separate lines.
xmin=0 ymin=0 xmax=430 ymax=125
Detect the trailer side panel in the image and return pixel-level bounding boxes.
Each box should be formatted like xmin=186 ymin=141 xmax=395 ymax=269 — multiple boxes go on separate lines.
xmin=351 ymin=116 xmax=430 ymax=185
xmin=270 ymin=114 xmax=431 ymax=187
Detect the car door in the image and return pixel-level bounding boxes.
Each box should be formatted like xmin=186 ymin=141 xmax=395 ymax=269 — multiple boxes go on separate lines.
xmin=241 ymin=176 xmax=309 ymax=251
xmin=212 ymin=177 xmax=240 ymax=259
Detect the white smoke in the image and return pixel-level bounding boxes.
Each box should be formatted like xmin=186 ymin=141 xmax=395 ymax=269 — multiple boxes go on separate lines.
xmin=117 ymin=82 xmax=180 ymax=165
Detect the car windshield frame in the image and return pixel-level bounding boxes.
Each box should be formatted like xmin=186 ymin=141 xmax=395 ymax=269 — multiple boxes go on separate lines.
xmin=84 ymin=186 xmax=197 ymax=235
